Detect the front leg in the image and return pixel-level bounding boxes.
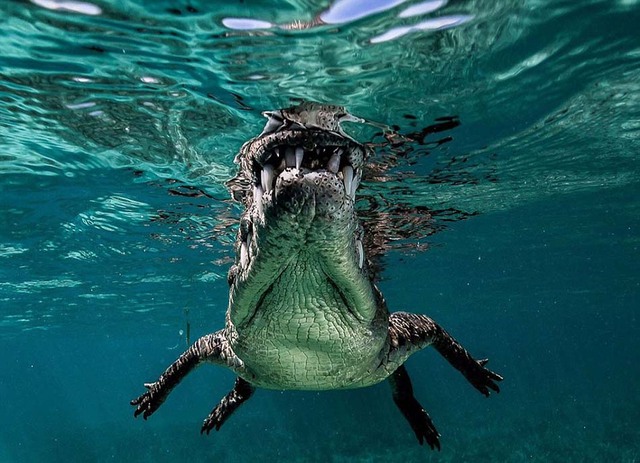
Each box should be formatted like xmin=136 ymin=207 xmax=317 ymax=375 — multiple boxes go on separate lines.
xmin=131 ymin=330 xmax=240 ymax=419
xmin=201 ymin=377 xmax=255 ymax=434
xmin=388 ymin=312 xmax=503 ymax=396
xmin=388 ymin=365 xmax=440 ymax=450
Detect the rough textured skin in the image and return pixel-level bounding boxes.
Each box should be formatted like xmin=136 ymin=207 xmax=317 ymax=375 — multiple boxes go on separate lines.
xmin=131 ymin=103 xmax=502 ymax=449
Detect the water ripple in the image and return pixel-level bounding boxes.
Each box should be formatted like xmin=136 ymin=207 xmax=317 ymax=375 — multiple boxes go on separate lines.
xmin=1 ymin=0 xmax=638 ymax=306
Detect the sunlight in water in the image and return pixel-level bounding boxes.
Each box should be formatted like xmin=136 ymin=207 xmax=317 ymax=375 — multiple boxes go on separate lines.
xmin=30 ymin=0 xmax=102 ymax=15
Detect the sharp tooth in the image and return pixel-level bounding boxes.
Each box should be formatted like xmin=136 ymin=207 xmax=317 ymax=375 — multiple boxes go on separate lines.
xmin=351 ymin=172 xmax=360 ymax=199
xmin=254 ymin=183 xmax=263 ymax=199
xmin=327 ymin=149 xmax=342 ymax=173
xmin=285 ymin=147 xmax=296 ymax=168
xmin=342 ymin=165 xmax=353 ymax=197
xmin=253 ymin=184 xmax=263 ymax=211
xmin=356 ymin=239 xmax=364 ymax=269
xmin=261 ymin=164 xmax=274 ymax=193
xmin=240 ymin=241 xmax=248 ymax=268
xmin=295 ymin=147 xmax=304 ymax=170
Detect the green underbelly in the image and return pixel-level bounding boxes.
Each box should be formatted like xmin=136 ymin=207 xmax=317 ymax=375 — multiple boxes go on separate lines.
xmin=230 ymin=256 xmax=387 ymax=389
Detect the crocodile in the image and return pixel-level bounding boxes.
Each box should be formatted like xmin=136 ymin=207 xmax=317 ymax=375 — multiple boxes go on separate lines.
xmin=131 ymin=103 xmax=502 ymax=450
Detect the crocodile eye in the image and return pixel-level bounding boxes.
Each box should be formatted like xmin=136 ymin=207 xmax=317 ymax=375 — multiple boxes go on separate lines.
xmin=261 ymin=111 xmax=284 ymax=135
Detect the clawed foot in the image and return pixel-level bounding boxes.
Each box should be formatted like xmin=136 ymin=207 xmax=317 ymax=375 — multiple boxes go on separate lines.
xmin=201 ymin=377 xmax=255 ymax=435
xmin=464 ymin=358 xmax=503 ymax=397
xmin=201 ymin=405 xmax=226 ymax=435
xmin=389 ymin=365 xmax=441 ymax=450
xmin=130 ymin=382 xmax=166 ymax=419
xmin=403 ymin=401 xmax=441 ymax=451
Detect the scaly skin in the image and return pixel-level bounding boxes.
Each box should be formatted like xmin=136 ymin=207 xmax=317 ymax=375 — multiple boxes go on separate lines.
xmin=131 ymin=103 xmax=502 ymax=450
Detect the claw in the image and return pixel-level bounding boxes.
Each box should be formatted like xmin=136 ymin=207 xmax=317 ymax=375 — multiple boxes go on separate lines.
xmin=431 ymin=437 xmax=441 ymax=451
xmin=468 ymin=358 xmax=503 ymax=397
xmin=201 ymin=416 xmax=218 ymax=435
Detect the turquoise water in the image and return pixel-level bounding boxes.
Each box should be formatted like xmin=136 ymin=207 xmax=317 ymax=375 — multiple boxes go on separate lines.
xmin=1 ymin=0 xmax=639 ymax=461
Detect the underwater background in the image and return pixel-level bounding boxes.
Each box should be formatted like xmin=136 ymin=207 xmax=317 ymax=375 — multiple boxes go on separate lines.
xmin=1 ymin=0 xmax=639 ymax=461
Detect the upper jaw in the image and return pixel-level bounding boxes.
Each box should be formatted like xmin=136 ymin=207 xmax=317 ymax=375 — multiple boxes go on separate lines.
xmin=242 ymin=129 xmax=367 ymax=212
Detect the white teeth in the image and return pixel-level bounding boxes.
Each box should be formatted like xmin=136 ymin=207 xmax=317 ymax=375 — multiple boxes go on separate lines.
xmin=253 ymin=184 xmax=264 ymax=216
xmin=285 ymin=147 xmax=296 ymax=168
xmin=295 ymin=146 xmax=304 ymax=170
xmin=342 ymin=165 xmax=353 ymax=198
xmin=253 ymin=184 xmax=263 ymax=203
xmin=261 ymin=164 xmax=274 ymax=193
xmin=240 ymin=241 xmax=248 ymax=268
xmin=356 ymin=239 xmax=364 ymax=269
xmin=351 ymin=173 xmax=360 ymax=199
xmin=327 ymin=149 xmax=341 ymax=173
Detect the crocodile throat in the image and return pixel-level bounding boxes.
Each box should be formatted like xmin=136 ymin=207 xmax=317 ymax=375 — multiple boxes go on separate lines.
xmin=227 ymin=108 xmax=376 ymax=332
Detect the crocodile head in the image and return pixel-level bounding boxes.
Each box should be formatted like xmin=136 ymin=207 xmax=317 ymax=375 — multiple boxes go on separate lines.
xmin=226 ymin=103 xmax=380 ymax=331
